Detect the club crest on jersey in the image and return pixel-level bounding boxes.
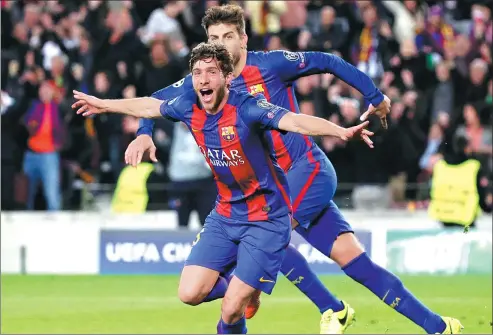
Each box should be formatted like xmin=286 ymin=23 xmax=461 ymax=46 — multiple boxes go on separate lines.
xmin=221 ymin=126 xmax=236 ymax=141
xmin=249 ymin=84 xmax=264 ymax=95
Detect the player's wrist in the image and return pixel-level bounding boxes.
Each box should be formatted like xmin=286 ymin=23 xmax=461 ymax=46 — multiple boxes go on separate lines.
xmin=136 ymin=126 xmax=153 ymax=137
xmin=368 ymin=90 xmax=385 ymax=107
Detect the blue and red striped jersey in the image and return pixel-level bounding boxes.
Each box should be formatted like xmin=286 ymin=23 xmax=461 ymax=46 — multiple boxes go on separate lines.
xmin=139 ymin=51 xmax=384 ymax=171
xmin=159 ymin=89 xmax=292 ymax=222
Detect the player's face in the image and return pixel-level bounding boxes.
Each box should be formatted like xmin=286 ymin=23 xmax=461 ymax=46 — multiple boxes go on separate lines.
xmin=192 ymin=57 xmax=232 ymax=112
xmin=207 ymin=23 xmax=247 ymax=66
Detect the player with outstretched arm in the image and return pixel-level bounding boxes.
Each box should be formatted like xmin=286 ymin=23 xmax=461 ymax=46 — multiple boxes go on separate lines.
xmin=72 ymin=42 xmax=374 ymax=334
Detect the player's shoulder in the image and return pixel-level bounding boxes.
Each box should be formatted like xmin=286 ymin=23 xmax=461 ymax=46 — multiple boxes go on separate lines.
xmin=166 ymin=89 xmax=197 ymax=110
xmin=248 ymin=50 xmax=304 ymax=63
xmin=151 ymin=74 xmax=193 ymax=99
xmin=230 ymin=89 xmax=260 ymax=107
xmin=230 ymin=90 xmax=273 ymax=115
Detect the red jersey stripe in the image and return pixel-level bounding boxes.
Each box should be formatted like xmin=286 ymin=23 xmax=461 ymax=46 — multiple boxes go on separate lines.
xmin=263 ymin=150 xmax=292 ymax=212
xmin=219 ymin=105 xmax=269 ymax=221
xmin=292 ymin=163 xmax=320 ymax=212
xmin=286 ymin=87 xmax=317 ymax=165
xmin=243 ymin=65 xmax=293 ymax=172
xmin=191 ymin=105 xmax=232 ymax=217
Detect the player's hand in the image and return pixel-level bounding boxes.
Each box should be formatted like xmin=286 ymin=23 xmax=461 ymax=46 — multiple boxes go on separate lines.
xmin=341 ymin=121 xmax=374 ymax=148
xmin=72 ymin=90 xmax=107 ymax=116
xmin=125 ymin=134 xmax=158 ymax=167
xmin=360 ymin=95 xmax=391 ymax=129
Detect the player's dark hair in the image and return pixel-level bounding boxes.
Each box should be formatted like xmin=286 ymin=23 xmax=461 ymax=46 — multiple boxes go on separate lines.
xmin=202 ymin=4 xmax=246 ymax=35
xmin=189 ymin=42 xmax=234 ymax=76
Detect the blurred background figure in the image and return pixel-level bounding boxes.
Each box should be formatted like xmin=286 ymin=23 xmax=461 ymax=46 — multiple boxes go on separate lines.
xmin=0 ymin=0 xmax=491 ymax=213
xmin=167 ymin=122 xmax=216 ymax=229
xmin=111 ymin=116 xmax=169 ymax=213
xmin=22 ymin=81 xmax=64 ymax=211
xmin=428 ymin=132 xmax=492 ymax=229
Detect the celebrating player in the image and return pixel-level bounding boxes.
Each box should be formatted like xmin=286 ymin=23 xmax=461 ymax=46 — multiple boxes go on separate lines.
xmin=125 ymin=5 xmax=462 ymax=335
xmin=72 ymin=42 xmax=374 ymax=334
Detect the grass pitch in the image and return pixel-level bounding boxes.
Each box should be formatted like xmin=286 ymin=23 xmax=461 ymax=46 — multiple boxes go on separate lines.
xmin=1 ymin=274 xmax=491 ymax=334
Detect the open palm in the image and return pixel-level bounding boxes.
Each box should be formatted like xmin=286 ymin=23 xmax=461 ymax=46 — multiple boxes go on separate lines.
xmin=72 ymin=90 xmax=107 ymax=116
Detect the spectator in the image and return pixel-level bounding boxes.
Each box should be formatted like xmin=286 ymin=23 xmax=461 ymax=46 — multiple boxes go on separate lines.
xmin=430 ymin=61 xmax=454 ymax=123
xmin=137 ymin=40 xmax=186 ymax=96
xmin=112 ymin=116 xmax=169 ymax=213
xmin=455 ymin=104 xmax=493 ymax=156
xmin=351 ymin=4 xmax=396 ymax=82
xmin=415 ymin=5 xmax=456 ymax=56
xmin=22 ymin=81 xmax=64 ymax=211
xmin=141 ymin=1 xmax=188 ymax=49
xmin=428 ymin=132 xmax=492 ymax=228
xmin=382 ymin=0 xmax=426 ymax=44
xmin=310 ymin=6 xmax=348 ymax=53
xmin=244 ymin=1 xmax=287 ymax=50
xmin=168 ymin=122 xmax=216 ymax=229
xmin=419 ymin=123 xmax=444 ymax=173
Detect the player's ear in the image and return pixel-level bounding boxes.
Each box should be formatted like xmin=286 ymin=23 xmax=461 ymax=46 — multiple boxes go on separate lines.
xmin=241 ymin=33 xmax=248 ymax=49
xmin=225 ymin=72 xmax=234 ymax=86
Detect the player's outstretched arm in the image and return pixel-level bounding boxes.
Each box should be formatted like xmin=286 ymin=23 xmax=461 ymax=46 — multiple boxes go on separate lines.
xmin=269 ymin=51 xmax=390 ymax=129
xmin=72 ymin=90 xmax=163 ymax=118
xmin=278 ymin=113 xmax=374 ymax=148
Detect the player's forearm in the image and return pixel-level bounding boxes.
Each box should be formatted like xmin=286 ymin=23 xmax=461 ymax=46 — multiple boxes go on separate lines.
xmin=313 ymin=52 xmax=384 ymax=106
xmin=103 ymin=97 xmax=163 ymax=118
xmin=283 ymin=114 xmax=346 ymax=138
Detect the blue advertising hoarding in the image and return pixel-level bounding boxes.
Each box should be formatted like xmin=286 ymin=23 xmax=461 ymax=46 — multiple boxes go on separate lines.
xmin=99 ymin=229 xmax=372 ymax=275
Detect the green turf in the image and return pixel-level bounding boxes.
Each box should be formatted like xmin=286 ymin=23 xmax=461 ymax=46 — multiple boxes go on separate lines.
xmin=1 ymin=274 xmax=491 ymax=334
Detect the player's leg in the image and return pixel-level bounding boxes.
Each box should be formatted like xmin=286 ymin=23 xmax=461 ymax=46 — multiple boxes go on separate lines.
xmin=178 ymin=216 xmax=236 ymax=305
xmin=217 ymin=276 xmax=256 ymax=334
xmin=280 ymin=159 xmax=346 ymax=313
xmin=331 ymin=231 xmax=459 ymax=334
xmin=219 ymin=215 xmax=291 ymax=334
xmin=293 ymin=200 xmax=356 ymax=333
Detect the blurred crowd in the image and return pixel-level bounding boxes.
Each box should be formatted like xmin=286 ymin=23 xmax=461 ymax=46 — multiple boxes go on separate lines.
xmin=1 ymin=0 xmax=492 ymax=212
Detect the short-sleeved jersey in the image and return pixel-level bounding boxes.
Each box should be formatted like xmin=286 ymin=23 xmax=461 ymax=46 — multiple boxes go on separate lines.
xmin=139 ymin=50 xmax=384 ymax=172
xmin=159 ymin=89 xmax=292 ymax=222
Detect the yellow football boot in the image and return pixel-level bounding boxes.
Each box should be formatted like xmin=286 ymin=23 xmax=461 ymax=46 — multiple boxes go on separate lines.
xmin=320 ymin=301 xmax=355 ymax=334
xmin=439 ymin=317 xmax=464 ymax=334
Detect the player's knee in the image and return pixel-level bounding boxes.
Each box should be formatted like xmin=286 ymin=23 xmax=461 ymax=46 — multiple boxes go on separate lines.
xmin=331 ymin=232 xmax=365 ymax=267
xmin=221 ymin=295 xmax=245 ymax=323
xmin=178 ymin=284 xmax=208 ymax=306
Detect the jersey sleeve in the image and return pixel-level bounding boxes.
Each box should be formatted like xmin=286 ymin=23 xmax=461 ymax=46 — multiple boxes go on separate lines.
xmin=242 ymin=94 xmax=290 ymax=132
xmin=158 ymin=95 xmax=188 ymax=123
xmin=267 ymin=50 xmax=384 ymax=107
xmin=136 ymin=75 xmax=193 ymax=136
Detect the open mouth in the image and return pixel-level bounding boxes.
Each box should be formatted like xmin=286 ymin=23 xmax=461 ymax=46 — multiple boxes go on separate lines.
xmin=200 ymin=89 xmax=214 ymax=103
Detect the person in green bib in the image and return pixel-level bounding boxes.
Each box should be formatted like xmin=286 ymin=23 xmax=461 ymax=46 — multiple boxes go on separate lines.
xmin=429 ymin=132 xmax=492 ymax=228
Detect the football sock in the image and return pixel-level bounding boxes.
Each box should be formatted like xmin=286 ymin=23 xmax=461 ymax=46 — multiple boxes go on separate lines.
xmin=281 ymin=244 xmax=344 ymax=313
xmin=343 ymin=252 xmax=446 ymax=333
xmin=217 ymin=316 xmax=247 ymax=334
xmin=203 ymin=276 xmax=228 ymax=302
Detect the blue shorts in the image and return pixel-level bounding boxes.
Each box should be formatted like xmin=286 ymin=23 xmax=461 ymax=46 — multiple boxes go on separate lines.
xmin=288 ymin=156 xmax=337 ymax=228
xmin=185 ymin=211 xmax=291 ymax=294
xmin=288 ymin=156 xmax=353 ymax=256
